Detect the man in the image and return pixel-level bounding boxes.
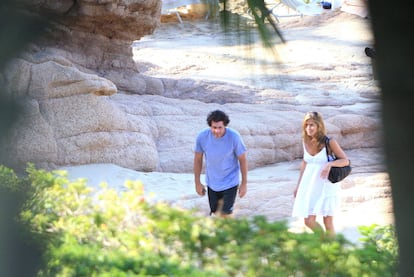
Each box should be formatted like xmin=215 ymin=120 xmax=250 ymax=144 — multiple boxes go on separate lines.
xmin=194 ymin=110 xmax=248 ymax=218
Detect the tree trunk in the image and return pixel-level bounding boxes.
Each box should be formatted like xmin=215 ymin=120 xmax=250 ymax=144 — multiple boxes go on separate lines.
xmin=368 ymin=0 xmax=414 ymax=275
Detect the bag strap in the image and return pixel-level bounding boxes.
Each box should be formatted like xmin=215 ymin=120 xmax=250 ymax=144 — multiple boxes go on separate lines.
xmin=325 ymin=136 xmax=351 ymax=166
xmin=324 ymin=136 xmax=331 ymax=161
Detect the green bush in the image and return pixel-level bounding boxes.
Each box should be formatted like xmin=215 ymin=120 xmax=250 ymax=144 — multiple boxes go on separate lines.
xmin=0 ymin=165 xmax=399 ymax=276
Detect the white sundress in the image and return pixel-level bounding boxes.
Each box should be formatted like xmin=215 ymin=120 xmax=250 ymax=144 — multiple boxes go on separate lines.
xmin=292 ymin=144 xmax=340 ymax=218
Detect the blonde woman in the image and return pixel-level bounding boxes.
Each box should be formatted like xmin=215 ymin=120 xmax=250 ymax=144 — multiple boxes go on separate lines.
xmin=292 ymin=111 xmax=349 ymax=237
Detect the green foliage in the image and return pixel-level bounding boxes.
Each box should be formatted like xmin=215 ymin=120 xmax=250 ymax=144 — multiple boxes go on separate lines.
xmin=0 ymin=165 xmax=399 ymax=276
xmin=0 ymin=164 xmax=23 ymax=190
xmin=353 ymin=224 xmax=399 ymax=276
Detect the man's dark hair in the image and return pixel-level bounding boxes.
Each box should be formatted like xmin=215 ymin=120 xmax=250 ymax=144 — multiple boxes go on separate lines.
xmin=207 ymin=110 xmax=230 ymax=126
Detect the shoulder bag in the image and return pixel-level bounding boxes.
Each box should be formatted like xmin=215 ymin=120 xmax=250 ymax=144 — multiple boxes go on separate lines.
xmin=325 ymin=136 xmax=352 ymax=183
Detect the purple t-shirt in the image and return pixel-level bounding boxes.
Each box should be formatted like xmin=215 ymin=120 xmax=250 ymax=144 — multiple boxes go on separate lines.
xmin=194 ymin=127 xmax=246 ymax=191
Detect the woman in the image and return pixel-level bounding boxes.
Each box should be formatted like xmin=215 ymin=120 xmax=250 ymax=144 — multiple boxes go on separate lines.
xmin=292 ymin=111 xmax=350 ymax=237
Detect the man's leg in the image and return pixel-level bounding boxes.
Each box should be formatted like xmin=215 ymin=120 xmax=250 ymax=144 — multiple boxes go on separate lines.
xmin=207 ymin=187 xmax=219 ymax=216
xmin=220 ymin=185 xmax=238 ymax=218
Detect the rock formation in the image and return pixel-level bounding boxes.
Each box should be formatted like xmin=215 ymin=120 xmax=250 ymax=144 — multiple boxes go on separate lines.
xmin=2 ymin=0 xmax=162 ymax=170
xmin=1 ymin=1 xmax=381 ymax=175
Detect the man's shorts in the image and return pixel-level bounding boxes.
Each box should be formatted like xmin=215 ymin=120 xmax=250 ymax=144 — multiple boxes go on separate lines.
xmin=207 ymin=185 xmax=238 ymax=215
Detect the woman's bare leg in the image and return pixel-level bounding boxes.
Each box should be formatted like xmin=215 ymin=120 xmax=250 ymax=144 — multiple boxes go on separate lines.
xmin=323 ymin=216 xmax=335 ymax=237
xmin=304 ymin=215 xmax=324 ymax=233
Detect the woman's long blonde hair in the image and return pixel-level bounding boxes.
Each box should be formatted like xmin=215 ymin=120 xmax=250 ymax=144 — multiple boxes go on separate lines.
xmin=302 ymin=111 xmax=327 ymax=147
